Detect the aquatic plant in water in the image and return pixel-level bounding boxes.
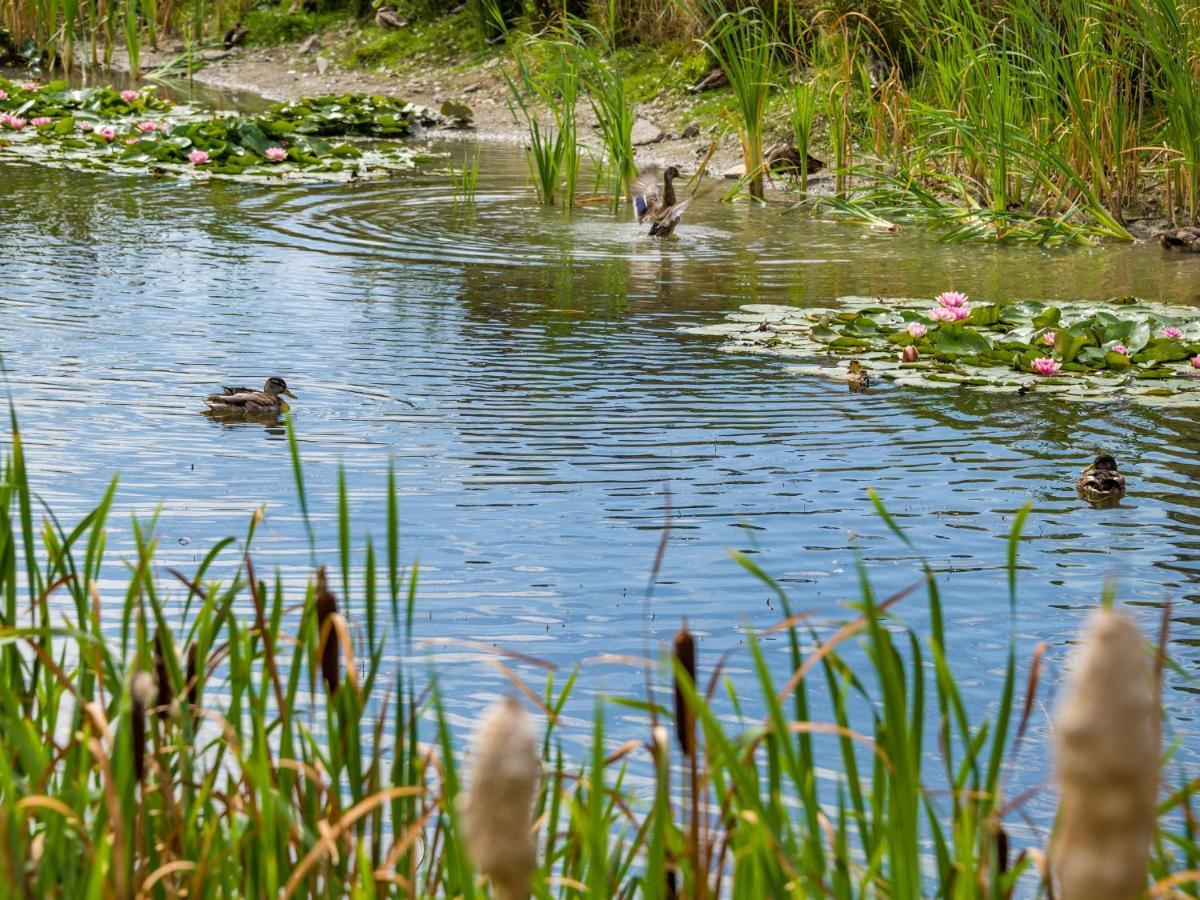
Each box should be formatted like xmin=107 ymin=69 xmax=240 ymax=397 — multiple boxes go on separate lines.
xmin=683 ymin=294 xmax=1200 ymax=406
xmin=0 ymin=78 xmax=448 ymax=183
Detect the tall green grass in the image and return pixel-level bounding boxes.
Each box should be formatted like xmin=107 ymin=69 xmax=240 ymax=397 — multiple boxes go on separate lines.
xmin=1 ymin=404 xmax=1198 ymax=895
xmin=504 ymin=41 xmax=580 ymax=208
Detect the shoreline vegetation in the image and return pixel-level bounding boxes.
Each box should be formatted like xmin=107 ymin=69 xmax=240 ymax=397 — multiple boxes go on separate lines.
xmin=4 ymin=1 xmax=1200 ymax=243
xmin=0 ymin=410 xmax=1196 ymax=895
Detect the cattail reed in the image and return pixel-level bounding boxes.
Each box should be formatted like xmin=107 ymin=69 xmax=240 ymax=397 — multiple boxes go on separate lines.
xmin=673 ymin=620 xmax=696 ymax=757
xmin=185 ymin=642 xmax=199 ymax=708
xmin=1053 ymin=607 xmax=1159 ymax=900
xmin=461 ymin=697 xmax=540 ymax=900
xmin=315 ymin=566 xmax=340 ymax=694
xmin=130 ymin=671 xmax=155 ymax=782
xmin=153 ymin=629 xmax=173 ymax=719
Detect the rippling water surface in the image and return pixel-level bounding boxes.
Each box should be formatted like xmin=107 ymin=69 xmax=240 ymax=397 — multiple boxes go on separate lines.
xmin=3 ymin=139 xmax=1199 ymax=826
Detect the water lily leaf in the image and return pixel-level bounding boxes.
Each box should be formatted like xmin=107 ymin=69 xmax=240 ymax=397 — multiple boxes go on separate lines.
xmin=965 ymin=304 xmax=1002 ymax=326
xmin=1134 ymin=339 xmax=1190 ymax=364
xmin=843 ymin=315 xmax=879 ymax=336
xmin=932 ymin=324 xmax=991 ymax=358
xmin=1101 ymin=318 xmax=1151 ymax=352
xmin=1053 ymin=328 xmax=1091 ymax=363
xmin=1103 ymin=351 xmax=1131 ymax=370
xmin=1032 ymin=307 xmax=1061 ymax=329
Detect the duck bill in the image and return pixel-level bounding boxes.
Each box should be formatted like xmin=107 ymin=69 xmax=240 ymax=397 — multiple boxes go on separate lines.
xmin=283 ymin=388 xmax=297 ymax=399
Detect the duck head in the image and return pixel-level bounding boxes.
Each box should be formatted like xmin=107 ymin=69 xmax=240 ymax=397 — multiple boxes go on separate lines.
xmin=263 ymin=376 xmax=297 ymax=399
xmin=1092 ymin=453 xmax=1119 ymax=472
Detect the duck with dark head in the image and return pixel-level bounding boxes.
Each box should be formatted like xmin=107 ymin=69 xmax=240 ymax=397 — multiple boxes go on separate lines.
xmin=1076 ymin=453 xmax=1126 ymax=507
xmin=205 ymin=377 xmax=297 ymax=415
xmin=633 ymin=166 xmax=690 ymax=238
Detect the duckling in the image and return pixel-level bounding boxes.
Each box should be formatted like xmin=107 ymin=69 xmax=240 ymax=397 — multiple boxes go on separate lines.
xmin=848 ymin=359 xmax=870 ymax=392
xmin=374 ymin=4 xmax=408 ymax=29
xmin=223 ymin=21 xmax=248 ymax=49
xmin=1076 ymin=453 xmax=1126 ymax=506
xmin=205 ymin=376 xmax=296 ymax=415
xmin=633 ymin=166 xmax=690 ymax=238
xmin=1159 ymin=226 xmax=1200 ymax=253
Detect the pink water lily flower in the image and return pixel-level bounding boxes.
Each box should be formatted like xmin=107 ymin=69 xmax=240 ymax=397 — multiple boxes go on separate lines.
xmin=136 ymin=121 xmax=158 ymax=133
xmin=20 ymin=82 xmax=38 ymax=92
xmin=900 ymin=345 xmax=919 ymax=363
xmin=1042 ymin=331 xmax=1057 ymax=346
xmin=1161 ymin=326 xmax=1183 ymax=339
xmin=78 ymin=120 xmax=94 ymax=132
xmin=1032 ymin=358 xmax=1061 ymax=376
xmin=929 ymin=306 xmax=956 ymax=322
xmin=98 ymin=127 xmax=116 ymax=142
xmin=1111 ymin=344 xmax=1129 ymax=356
xmin=121 ymin=89 xmax=140 ymax=103
xmin=1192 ymin=355 xmax=1200 ymax=370
xmin=188 ymin=149 xmax=210 ymax=165
xmin=906 ymin=322 xmax=927 ymax=339
xmin=950 ymin=306 xmax=970 ymax=320
xmin=31 ymin=116 xmax=51 ymax=127
xmin=264 ymin=146 xmax=287 ymax=162
xmin=4 ymin=116 xmax=27 ymax=130
xmin=936 ymin=290 xmax=968 ymax=309
xmin=0 ymin=90 xmax=7 ymax=101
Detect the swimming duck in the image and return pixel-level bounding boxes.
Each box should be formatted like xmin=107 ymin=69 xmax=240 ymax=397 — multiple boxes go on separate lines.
xmin=1159 ymin=226 xmax=1200 ymax=253
xmin=634 ymin=166 xmax=690 ymax=238
xmin=848 ymin=359 xmax=870 ymax=392
xmin=1076 ymin=453 xmax=1126 ymax=506
xmin=205 ymin=377 xmax=296 ymax=414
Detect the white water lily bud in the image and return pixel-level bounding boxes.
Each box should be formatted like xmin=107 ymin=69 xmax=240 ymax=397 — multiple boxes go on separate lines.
xmin=461 ymin=697 xmax=540 ymax=900
xmin=1053 ymin=608 xmax=1159 ymax=900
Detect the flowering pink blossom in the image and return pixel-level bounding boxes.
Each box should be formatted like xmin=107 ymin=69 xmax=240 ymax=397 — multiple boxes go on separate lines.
xmin=951 ymin=306 xmax=971 ymax=320
xmin=0 ymin=90 xmax=7 ymax=101
xmin=20 ymin=82 xmax=38 ymax=92
xmin=265 ymin=146 xmax=287 ymax=162
xmin=1191 ymin=355 xmax=1200 ymax=370
xmin=188 ymin=149 xmax=210 ymax=165
xmin=900 ymin=345 xmax=919 ymax=363
xmin=929 ymin=306 xmax=956 ymax=322
xmin=1111 ymin=344 xmax=1129 ymax=356
xmin=31 ymin=116 xmax=51 ymax=127
xmin=1032 ymin=358 xmax=1061 ymax=376
xmin=121 ymin=89 xmax=140 ymax=103
xmin=1161 ymin=326 xmax=1183 ymax=339
xmin=936 ymin=291 xmax=968 ymax=309
xmin=78 ymin=120 xmax=94 ymax=132
xmin=98 ymin=127 xmax=116 ymax=142
xmin=3 ymin=116 xmax=27 ymax=130
xmin=1042 ymin=331 xmax=1057 ymax=346
xmin=136 ymin=121 xmax=157 ymax=133
xmin=906 ymin=322 xmax=927 ymax=339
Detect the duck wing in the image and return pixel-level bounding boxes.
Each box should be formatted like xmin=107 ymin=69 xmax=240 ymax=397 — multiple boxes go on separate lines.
xmin=206 ymin=389 xmax=270 ymax=409
xmin=632 ymin=169 xmax=663 ymax=223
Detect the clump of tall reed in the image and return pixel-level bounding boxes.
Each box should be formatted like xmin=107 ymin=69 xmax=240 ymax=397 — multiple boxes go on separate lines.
xmin=503 ymin=40 xmax=580 ymax=208
xmin=694 ymin=0 xmax=775 ymax=200
xmin=1052 ymin=605 xmax=1160 ymax=899
xmin=0 ymin=407 xmax=1196 ymax=895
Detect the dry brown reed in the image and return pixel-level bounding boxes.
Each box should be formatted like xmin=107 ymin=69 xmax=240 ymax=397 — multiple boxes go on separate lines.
xmin=461 ymin=696 xmax=540 ymax=900
xmin=1053 ymin=607 xmax=1160 ymax=900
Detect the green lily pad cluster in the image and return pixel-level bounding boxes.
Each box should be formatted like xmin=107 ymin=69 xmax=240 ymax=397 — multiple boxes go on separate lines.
xmin=681 ymin=296 xmax=1200 ymax=407
xmin=0 ymin=79 xmax=443 ymax=183
xmin=260 ymin=93 xmax=441 ymax=137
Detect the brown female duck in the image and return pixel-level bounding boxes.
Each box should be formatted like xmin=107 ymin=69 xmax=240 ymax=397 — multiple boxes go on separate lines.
xmin=205 ymin=377 xmax=296 ymax=415
xmin=1076 ymin=453 xmax=1126 ymax=506
xmin=634 ymin=166 xmax=690 ymax=238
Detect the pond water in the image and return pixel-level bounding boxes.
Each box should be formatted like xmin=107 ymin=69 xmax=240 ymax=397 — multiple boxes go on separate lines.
xmin=2 ymin=128 xmax=1199 ymax=836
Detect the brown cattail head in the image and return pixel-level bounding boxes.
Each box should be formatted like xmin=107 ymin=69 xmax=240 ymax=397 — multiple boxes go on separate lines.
xmin=315 ymin=567 xmax=340 ymax=695
xmin=1053 ymin=607 xmax=1159 ymax=900
xmin=673 ymin=621 xmax=697 ymax=757
xmin=185 ymin=642 xmax=199 ymax=708
xmin=130 ymin=671 xmax=156 ymax=782
xmin=153 ymin=629 xmax=173 ymax=720
xmin=461 ymin=697 xmax=540 ymax=900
